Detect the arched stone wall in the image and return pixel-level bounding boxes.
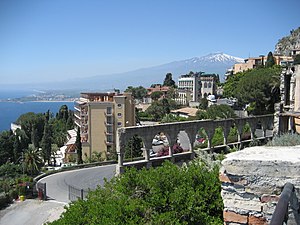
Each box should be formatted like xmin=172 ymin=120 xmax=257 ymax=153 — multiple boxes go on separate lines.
xmin=116 ymin=115 xmax=274 ymax=174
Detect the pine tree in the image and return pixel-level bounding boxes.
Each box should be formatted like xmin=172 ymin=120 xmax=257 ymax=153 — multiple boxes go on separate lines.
xmin=76 ymin=128 xmax=83 ymax=164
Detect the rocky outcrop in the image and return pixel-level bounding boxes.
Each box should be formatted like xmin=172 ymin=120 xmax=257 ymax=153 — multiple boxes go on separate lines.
xmin=220 ymin=146 xmax=300 ymax=224
xmin=274 ymin=27 xmax=300 ymax=56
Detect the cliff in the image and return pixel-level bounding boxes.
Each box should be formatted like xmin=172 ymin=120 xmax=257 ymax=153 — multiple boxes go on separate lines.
xmin=274 ymin=27 xmax=300 ymax=56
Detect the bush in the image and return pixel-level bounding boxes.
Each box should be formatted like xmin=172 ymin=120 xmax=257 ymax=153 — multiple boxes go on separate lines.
xmin=267 ymin=133 xmax=300 ymax=146
xmin=49 ymin=160 xmax=223 ymax=225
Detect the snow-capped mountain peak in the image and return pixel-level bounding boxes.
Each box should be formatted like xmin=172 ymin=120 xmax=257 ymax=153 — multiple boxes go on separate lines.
xmin=190 ymin=52 xmax=244 ymax=64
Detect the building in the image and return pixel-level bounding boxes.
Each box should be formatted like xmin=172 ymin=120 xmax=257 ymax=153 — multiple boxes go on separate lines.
xmin=274 ymin=64 xmax=300 ymax=134
xmin=74 ymin=92 xmax=135 ymax=160
xmin=176 ymin=72 xmax=217 ymax=105
xmin=233 ymin=55 xmax=294 ymax=74
xmin=144 ymin=84 xmax=170 ymax=104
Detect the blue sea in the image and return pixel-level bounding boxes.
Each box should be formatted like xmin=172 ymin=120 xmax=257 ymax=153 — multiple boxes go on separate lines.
xmin=0 ymin=90 xmax=74 ymax=132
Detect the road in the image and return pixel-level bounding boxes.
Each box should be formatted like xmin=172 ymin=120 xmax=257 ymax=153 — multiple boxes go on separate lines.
xmin=38 ymin=164 xmax=116 ymax=203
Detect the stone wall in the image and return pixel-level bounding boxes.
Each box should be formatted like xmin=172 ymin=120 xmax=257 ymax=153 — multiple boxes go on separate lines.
xmin=220 ymin=146 xmax=300 ymax=224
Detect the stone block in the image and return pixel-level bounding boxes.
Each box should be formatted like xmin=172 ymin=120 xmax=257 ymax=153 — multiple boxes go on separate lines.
xmin=260 ymin=194 xmax=279 ymax=203
xmin=248 ymin=215 xmax=267 ymax=225
xmin=223 ymin=211 xmax=248 ymax=224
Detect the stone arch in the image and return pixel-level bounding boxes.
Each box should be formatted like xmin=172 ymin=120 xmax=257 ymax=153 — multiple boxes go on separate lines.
xmin=123 ymin=134 xmax=144 ymax=160
xmin=151 ymin=131 xmax=170 ymax=157
xmin=227 ymin=123 xmax=238 ymax=144
xmin=193 ymin=127 xmax=209 ymax=149
xmin=212 ymin=126 xmax=224 ymax=147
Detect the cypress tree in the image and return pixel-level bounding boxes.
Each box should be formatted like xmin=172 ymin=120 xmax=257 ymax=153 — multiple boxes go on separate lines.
xmin=76 ymin=127 xmax=83 ymax=164
xmin=41 ymin=122 xmax=52 ymax=164
xmin=265 ymin=51 xmax=275 ymax=67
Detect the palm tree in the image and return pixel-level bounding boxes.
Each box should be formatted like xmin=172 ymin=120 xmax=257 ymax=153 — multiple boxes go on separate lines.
xmin=24 ymin=145 xmax=42 ymax=175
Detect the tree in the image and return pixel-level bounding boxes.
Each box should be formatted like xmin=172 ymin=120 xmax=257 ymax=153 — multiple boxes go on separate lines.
xmin=124 ymin=135 xmax=143 ymax=159
xmin=76 ymin=128 xmax=83 ymax=164
xmin=23 ymin=145 xmax=42 ymax=175
xmin=196 ymin=104 xmax=236 ymax=120
xmin=233 ymin=67 xmax=281 ymax=115
xmin=125 ymin=86 xmax=147 ymax=101
xmin=31 ymin=126 xmax=39 ymax=149
xmin=199 ymin=98 xmax=208 ymax=110
xmin=163 ymin=73 xmax=176 ymax=87
xmin=0 ymin=130 xmax=15 ymax=165
xmin=265 ymin=51 xmax=275 ymax=68
xmin=41 ymin=122 xmax=52 ymax=164
xmin=150 ymin=91 xmax=163 ymax=101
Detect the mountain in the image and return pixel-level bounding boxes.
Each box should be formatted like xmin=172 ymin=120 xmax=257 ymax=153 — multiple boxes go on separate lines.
xmin=274 ymin=27 xmax=300 ymax=56
xmin=11 ymin=53 xmax=244 ymax=91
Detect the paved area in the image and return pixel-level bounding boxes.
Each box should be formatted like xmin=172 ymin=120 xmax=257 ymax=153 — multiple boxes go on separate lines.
xmin=0 ymin=199 xmax=66 ymax=225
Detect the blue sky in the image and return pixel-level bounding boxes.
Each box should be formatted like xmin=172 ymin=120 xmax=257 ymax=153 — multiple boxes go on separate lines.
xmin=1 ymin=0 xmax=300 ymax=85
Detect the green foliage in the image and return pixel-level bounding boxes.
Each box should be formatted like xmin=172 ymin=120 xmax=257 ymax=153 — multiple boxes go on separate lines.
xmin=161 ymin=114 xmax=188 ymax=123
xmin=41 ymin=122 xmax=52 ymax=164
xmin=199 ymin=98 xmax=208 ymax=110
xmin=50 ymin=160 xmax=223 ymax=225
xmin=23 ymin=145 xmax=42 ymax=175
xmin=224 ymin=66 xmax=281 ymax=115
xmin=267 ymin=133 xmax=300 ymax=146
xmin=75 ymin=128 xmax=83 ymax=164
xmin=196 ymin=104 xmax=236 ymax=120
xmin=124 ymin=135 xmax=143 ymax=159
xmin=0 ymin=131 xmax=15 ymax=165
xmin=223 ymin=72 xmax=245 ymax=98
xmin=125 ymin=86 xmax=147 ymax=101
xmin=163 ymin=73 xmax=176 ymax=88
xmin=265 ymin=51 xmax=275 ymax=68
xmin=145 ymin=98 xmax=178 ymax=121
xmin=150 ymin=91 xmax=163 ymax=100
xmin=16 ymin=112 xmax=45 ymax=147
xmin=0 ymin=163 xmax=22 ymax=178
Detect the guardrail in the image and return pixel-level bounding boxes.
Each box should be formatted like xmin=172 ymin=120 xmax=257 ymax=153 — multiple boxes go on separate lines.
xmin=68 ymin=185 xmax=89 ymax=201
xmin=270 ymin=182 xmax=300 ymax=225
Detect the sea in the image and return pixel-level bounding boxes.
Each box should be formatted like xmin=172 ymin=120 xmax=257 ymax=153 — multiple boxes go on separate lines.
xmin=0 ymin=89 xmax=75 ymax=132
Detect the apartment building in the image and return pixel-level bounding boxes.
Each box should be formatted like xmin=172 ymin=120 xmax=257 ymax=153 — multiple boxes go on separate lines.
xmin=233 ymin=55 xmax=294 ymax=74
xmin=74 ymin=92 xmax=135 ymax=160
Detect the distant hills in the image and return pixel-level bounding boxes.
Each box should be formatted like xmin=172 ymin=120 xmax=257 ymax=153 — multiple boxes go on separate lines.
xmin=13 ymin=52 xmax=244 ymax=91
xmin=57 ymin=52 xmax=244 ymax=91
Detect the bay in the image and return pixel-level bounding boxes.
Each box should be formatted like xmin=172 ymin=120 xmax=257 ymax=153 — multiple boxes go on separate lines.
xmin=0 ymin=101 xmax=75 ymax=132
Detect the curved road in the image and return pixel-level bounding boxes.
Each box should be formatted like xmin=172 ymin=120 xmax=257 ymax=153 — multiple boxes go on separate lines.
xmin=38 ymin=164 xmax=116 ymax=203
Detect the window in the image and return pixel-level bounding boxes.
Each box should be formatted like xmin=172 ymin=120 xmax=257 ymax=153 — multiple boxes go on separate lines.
xmin=117 ymin=103 xmax=122 ymax=108
xmin=107 ymin=107 xmax=112 ymax=115
xmin=117 ymin=122 xmax=122 ymax=127
xmin=118 ymin=113 xmax=122 ymax=117
xmin=107 ymin=135 xmax=113 ymax=143
xmin=204 ymin=82 xmax=207 ymax=88
xmin=208 ymin=82 xmax=211 ymax=88
xmin=107 ymin=116 xmax=113 ymax=125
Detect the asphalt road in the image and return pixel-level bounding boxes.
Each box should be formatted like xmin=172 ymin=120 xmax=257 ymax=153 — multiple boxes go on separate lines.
xmin=38 ymin=164 xmax=116 ymax=203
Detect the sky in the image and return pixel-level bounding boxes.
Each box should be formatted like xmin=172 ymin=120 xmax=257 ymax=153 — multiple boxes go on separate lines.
xmin=0 ymin=0 xmax=300 ymax=85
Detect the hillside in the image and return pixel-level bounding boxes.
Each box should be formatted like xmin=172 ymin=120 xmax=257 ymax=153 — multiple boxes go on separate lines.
xmin=274 ymin=27 xmax=300 ymax=56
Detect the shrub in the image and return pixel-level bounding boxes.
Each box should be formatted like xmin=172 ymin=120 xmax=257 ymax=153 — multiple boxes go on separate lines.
xmin=267 ymin=133 xmax=300 ymax=146
xmin=49 ymin=160 xmax=223 ymax=225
